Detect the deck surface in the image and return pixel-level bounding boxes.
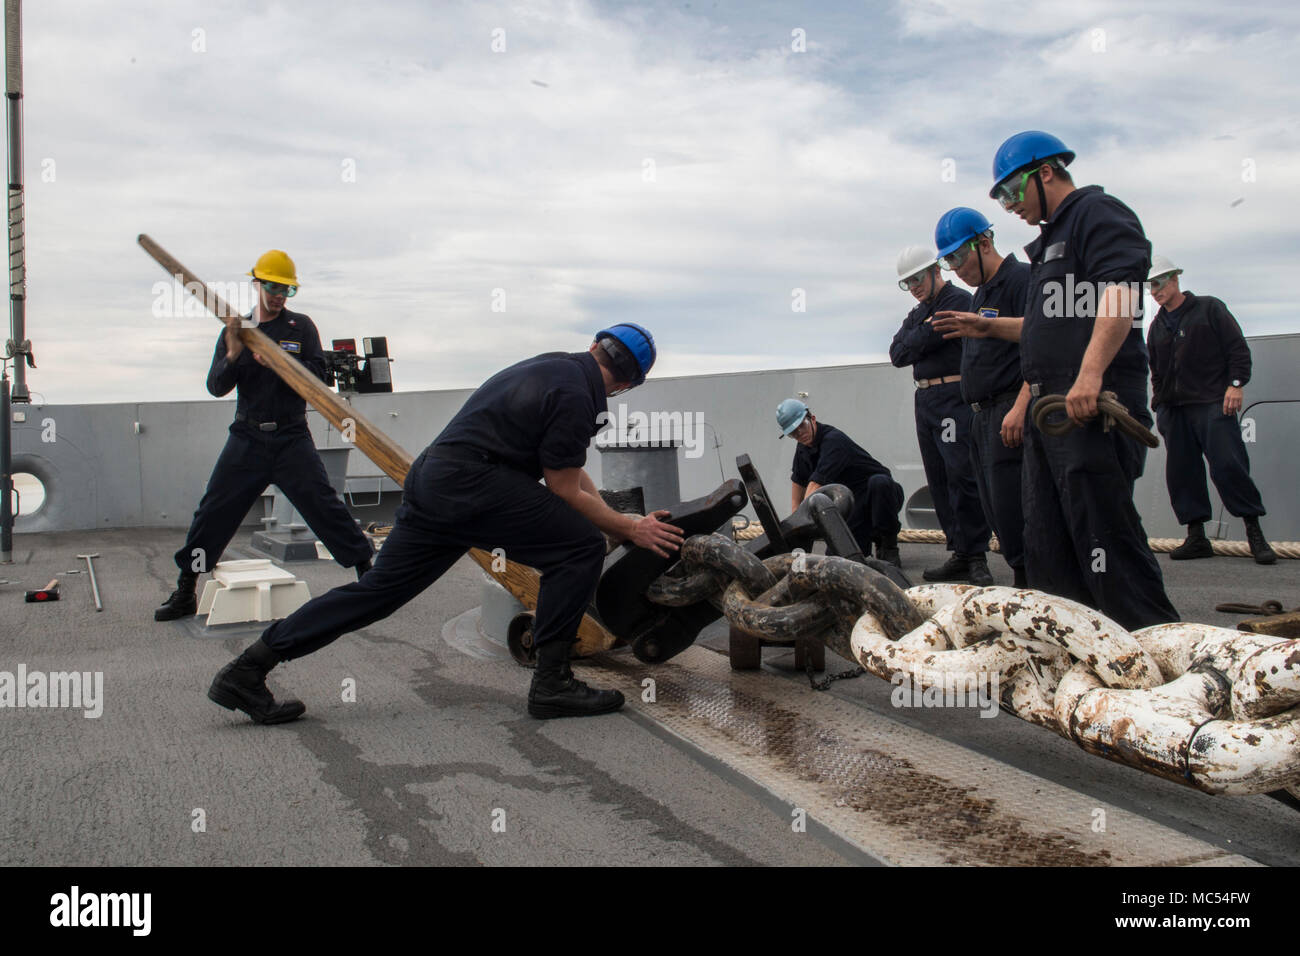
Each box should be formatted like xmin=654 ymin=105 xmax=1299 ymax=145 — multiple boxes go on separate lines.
xmin=2 ymin=528 xmax=1299 ymax=866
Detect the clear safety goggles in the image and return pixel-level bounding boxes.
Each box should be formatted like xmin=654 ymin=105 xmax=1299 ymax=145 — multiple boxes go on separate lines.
xmin=992 ymin=169 xmax=1032 ymax=210
xmin=898 ymin=273 xmax=927 ymax=292
xmin=939 ymin=240 xmax=978 ymax=271
xmin=259 ymin=281 xmax=297 ymax=298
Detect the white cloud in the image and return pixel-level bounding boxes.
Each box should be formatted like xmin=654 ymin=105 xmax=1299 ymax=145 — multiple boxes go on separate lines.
xmin=10 ymin=0 xmax=1299 ymax=404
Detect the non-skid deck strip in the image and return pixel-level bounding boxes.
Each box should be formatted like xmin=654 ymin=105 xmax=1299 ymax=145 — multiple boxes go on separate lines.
xmin=589 ymin=646 xmax=1258 ymax=866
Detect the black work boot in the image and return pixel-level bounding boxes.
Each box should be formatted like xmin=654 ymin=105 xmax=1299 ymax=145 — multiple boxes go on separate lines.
xmin=154 ymin=571 xmax=199 ymax=622
xmin=1171 ymin=522 xmax=1214 ymax=560
xmin=922 ymin=553 xmax=971 ymax=582
xmin=528 ymin=640 xmax=624 ymax=719
xmin=207 ymin=639 xmax=306 ymax=725
xmin=355 ymin=558 xmax=373 ymax=581
xmin=876 ymin=533 xmax=902 ymax=568
xmin=1243 ymin=516 xmax=1277 ymax=565
xmin=967 ymin=554 xmax=994 ymax=586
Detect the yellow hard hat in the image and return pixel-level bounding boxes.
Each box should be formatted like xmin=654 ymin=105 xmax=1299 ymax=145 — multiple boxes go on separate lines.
xmin=248 ymin=249 xmax=299 ymax=287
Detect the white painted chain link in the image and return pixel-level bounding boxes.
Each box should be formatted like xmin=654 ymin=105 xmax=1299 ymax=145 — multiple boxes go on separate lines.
xmin=659 ymin=536 xmax=1300 ymax=798
xmin=852 ymin=583 xmax=1300 ymax=796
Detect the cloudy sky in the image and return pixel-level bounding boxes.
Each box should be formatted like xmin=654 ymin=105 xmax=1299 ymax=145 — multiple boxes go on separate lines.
xmin=11 ymin=0 xmax=1299 ymax=404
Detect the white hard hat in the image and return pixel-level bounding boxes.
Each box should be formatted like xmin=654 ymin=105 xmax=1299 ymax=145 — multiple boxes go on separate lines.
xmin=1148 ymin=253 xmax=1182 ymax=281
xmin=896 ymin=244 xmax=937 ymax=280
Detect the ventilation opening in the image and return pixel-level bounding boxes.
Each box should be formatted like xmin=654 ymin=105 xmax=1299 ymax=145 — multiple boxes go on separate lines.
xmin=11 ymin=471 xmax=47 ymax=516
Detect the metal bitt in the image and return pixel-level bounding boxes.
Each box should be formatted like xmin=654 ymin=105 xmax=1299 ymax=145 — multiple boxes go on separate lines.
xmin=5 ymin=0 xmax=31 ymax=404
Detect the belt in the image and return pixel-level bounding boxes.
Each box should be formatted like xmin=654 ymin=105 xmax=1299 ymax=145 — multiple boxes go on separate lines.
xmin=428 ymin=443 xmax=500 ymax=465
xmin=234 ymin=413 xmax=306 ymax=432
xmin=970 ymin=389 xmax=1022 ymax=413
xmin=914 ymin=374 xmax=961 ymax=389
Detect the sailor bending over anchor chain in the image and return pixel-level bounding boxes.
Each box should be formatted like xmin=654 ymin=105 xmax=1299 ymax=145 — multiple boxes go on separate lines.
xmin=207 ymin=323 xmax=685 ymax=723
xmin=776 ymin=398 xmax=905 ymax=567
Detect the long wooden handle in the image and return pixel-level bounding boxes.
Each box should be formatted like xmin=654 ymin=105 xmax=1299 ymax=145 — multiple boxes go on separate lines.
xmin=136 ymin=235 xmax=617 ymax=652
xmin=137 ymin=234 xmax=413 ymax=482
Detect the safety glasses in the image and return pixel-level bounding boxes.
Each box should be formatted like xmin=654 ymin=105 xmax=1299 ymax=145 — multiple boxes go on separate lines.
xmin=1147 ymin=274 xmax=1177 ymax=291
xmin=992 ymin=169 xmax=1033 ymax=210
xmin=259 ymin=281 xmax=297 ymax=298
xmin=939 ymin=240 xmax=977 ymax=271
xmin=898 ymin=273 xmax=927 ymax=292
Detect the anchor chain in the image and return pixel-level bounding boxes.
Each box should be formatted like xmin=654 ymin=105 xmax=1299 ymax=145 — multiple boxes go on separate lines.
xmin=645 ymin=536 xmax=1300 ymax=797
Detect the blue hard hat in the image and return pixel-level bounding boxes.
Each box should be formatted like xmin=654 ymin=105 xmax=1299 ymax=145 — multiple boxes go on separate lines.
xmin=989 ymin=131 xmax=1075 ymax=198
xmin=776 ymin=398 xmax=809 ymax=437
xmin=935 ymin=207 xmax=993 ymax=258
xmin=595 ymin=323 xmax=656 ymax=386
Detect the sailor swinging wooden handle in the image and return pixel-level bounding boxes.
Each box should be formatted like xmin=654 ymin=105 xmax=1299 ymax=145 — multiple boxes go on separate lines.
xmin=136 ymin=234 xmax=414 ymax=482
xmin=135 ymin=234 xmax=619 ymax=654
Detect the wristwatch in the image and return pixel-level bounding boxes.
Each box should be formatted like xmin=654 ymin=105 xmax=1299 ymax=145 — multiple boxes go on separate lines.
xmin=1231 ymin=379 xmax=1242 ymax=387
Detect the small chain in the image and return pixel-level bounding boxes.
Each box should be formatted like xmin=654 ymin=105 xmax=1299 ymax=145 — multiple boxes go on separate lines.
xmin=806 ymin=656 xmax=865 ymax=692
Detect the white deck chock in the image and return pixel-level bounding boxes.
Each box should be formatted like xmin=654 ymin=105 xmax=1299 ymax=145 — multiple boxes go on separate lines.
xmin=197 ymin=559 xmax=311 ymax=626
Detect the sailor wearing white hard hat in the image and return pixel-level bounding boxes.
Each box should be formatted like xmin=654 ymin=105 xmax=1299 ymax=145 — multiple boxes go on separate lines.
xmin=888 ymin=245 xmax=992 ymax=585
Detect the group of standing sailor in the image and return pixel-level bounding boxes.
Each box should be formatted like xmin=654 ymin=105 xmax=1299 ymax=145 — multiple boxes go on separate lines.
xmin=774 ymin=129 xmax=1276 ymax=636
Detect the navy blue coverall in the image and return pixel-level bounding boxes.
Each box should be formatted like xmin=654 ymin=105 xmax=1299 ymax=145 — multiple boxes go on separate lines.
xmin=175 ymin=308 xmax=372 ymax=576
xmin=889 ymin=281 xmax=991 ymax=557
xmin=1147 ymin=292 xmax=1266 ymax=526
xmin=1020 ymin=186 xmax=1178 ymax=630
xmin=791 ymin=422 xmax=904 ymax=550
xmin=261 ymin=351 xmax=609 ymax=661
xmin=963 ymin=255 xmax=1031 ymax=575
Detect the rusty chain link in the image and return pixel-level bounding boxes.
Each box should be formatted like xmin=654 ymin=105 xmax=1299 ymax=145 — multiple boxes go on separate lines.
xmin=645 ymin=536 xmax=1300 ymax=797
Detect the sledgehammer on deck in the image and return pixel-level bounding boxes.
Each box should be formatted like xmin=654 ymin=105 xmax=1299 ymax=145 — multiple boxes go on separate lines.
xmin=24 ymin=578 xmax=59 ymax=602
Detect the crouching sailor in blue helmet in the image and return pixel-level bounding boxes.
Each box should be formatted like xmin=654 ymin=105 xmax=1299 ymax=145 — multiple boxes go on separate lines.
xmin=207 ymin=323 xmax=685 ymax=723
xmin=155 ymin=250 xmax=374 ymax=622
xmin=1146 ymin=254 xmax=1277 ymax=564
xmin=930 ymin=207 xmax=1031 ymax=588
xmin=985 ymin=130 xmax=1177 ymax=630
xmin=888 ymin=246 xmax=993 ymax=585
xmin=777 ymin=399 xmax=905 ymax=566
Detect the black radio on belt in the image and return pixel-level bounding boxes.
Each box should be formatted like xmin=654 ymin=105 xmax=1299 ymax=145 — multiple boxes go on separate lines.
xmin=325 ymin=337 xmax=394 ymax=394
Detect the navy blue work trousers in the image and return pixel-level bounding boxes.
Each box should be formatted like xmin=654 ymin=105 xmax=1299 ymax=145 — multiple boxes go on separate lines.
xmin=1022 ymin=392 xmax=1178 ymax=631
xmin=261 ymin=449 xmax=606 ymax=660
xmin=847 ymin=474 xmax=905 ymax=548
xmin=1155 ymin=401 xmax=1265 ymax=525
xmin=969 ymin=395 xmax=1025 ymax=573
xmin=174 ymin=422 xmax=372 ymax=575
xmin=914 ymin=382 xmax=990 ymax=556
